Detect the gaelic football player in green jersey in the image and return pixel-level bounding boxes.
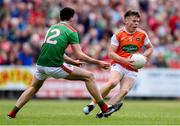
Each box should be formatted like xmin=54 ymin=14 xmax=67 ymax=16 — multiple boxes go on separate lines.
xmin=8 ymin=7 xmax=115 ymax=119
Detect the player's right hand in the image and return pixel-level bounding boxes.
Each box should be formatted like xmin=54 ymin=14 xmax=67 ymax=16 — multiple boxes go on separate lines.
xmin=98 ymin=61 xmax=110 ymax=70
xmin=122 ymin=58 xmax=136 ymax=69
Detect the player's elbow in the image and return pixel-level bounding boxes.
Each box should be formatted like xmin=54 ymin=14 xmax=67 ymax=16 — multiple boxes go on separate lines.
xmin=150 ymin=48 xmax=154 ymax=54
xmin=149 ymin=48 xmax=154 ymax=57
xmin=145 ymin=48 xmax=154 ymax=60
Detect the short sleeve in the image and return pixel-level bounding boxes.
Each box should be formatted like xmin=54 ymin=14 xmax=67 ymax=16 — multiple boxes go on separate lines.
xmin=111 ymin=34 xmax=119 ymax=46
xmin=69 ymin=32 xmax=79 ymax=44
xmin=144 ymin=34 xmax=150 ymax=46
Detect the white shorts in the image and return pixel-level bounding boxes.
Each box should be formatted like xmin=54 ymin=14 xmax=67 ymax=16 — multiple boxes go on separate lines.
xmin=34 ymin=63 xmax=74 ymax=80
xmin=111 ymin=63 xmax=138 ymax=80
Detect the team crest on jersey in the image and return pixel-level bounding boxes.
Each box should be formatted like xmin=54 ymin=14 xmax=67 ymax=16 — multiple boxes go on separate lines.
xmin=122 ymin=44 xmax=139 ymax=53
xmin=136 ymin=37 xmax=140 ymax=41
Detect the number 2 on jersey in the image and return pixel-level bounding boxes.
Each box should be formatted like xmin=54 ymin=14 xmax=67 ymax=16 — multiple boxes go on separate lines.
xmin=45 ymin=29 xmax=60 ymax=44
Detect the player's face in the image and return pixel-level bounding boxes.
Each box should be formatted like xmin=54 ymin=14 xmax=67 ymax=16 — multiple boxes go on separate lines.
xmin=125 ymin=16 xmax=140 ymax=32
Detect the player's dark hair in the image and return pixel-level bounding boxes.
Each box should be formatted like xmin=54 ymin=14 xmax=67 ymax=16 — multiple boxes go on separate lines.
xmin=60 ymin=7 xmax=75 ymax=21
xmin=124 ymin=10 xmax=140 ymax=19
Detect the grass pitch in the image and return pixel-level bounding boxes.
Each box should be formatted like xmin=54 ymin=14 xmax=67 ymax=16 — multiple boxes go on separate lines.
xmin=0 ymin=99 xmax=180 ymax=125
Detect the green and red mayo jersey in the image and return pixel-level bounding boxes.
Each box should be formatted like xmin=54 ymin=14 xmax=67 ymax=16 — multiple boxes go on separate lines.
xmin=37 ymin=22 xmax=79 ymax=67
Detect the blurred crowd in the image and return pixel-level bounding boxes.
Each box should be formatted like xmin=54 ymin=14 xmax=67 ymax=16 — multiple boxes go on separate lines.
xmin=0 ymin=0 xmax=180 ymax=68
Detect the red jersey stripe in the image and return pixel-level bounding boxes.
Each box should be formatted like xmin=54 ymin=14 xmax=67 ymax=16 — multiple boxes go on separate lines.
xmin=63 ymin=24 xmax=77 ymax=32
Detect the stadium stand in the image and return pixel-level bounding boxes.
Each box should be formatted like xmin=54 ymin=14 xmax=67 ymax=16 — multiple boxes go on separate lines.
xmin=0 ymin=0 xmax=179 ymax=68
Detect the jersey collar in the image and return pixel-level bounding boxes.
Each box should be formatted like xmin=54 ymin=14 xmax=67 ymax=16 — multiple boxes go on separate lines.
xmin=60 ymin=21 xmax=68 ymax=24
xmin=123 ymin=27 xmax=137 ymax=34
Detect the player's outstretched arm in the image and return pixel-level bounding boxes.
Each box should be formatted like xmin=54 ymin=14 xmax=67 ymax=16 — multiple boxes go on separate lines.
xmin=64 ymin=54 xmax=84 ymax=67
xmin=71 ymin=44 xmax=110 ymax=69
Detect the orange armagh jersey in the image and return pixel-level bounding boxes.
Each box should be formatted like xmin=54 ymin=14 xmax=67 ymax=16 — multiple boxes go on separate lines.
xmin=111 ymin=27 xmax=151 ymax=71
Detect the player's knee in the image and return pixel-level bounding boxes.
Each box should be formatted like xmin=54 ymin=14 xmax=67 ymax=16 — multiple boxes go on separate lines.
xmin=32 ymin=83 xmax=43 ymax=93
xmin=85 ymin=72 xmax=95 ymax=82
xmin=30 ymin=85 xmax=39 ymax=93
xmin=120 ymin=88 xmax=130 ymax=95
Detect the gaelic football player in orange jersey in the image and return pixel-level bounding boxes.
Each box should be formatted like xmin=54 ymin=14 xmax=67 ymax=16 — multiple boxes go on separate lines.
xmin=83 ymin=10 xmax=153 ymax=118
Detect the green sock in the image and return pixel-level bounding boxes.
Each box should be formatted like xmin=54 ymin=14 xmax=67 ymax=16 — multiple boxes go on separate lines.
xmin=12 ymin=106 xmax=20 ymax=113
xmin=97 ymin=100 xmax=105 ymax=107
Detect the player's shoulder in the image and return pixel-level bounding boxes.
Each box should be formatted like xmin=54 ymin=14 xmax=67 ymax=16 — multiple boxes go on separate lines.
xmin=113 ymin=27 xmax=125 ymax=37
xmin=136 ymin=28 xmax=148 ymax=36
xmin=115 ymin=27 xmax=124 ymax=34
xmin=52 ymin=23 xmax=77 ymax=33
xmin=63 ymin=24 xmax=77 ymax=32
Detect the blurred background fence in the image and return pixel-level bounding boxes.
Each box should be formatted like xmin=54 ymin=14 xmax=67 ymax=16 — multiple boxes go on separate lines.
xmin=0 ymin=0 xmax=180 ymax=99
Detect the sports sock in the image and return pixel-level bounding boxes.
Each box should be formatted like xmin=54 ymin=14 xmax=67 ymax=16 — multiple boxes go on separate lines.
xmin=8 ymin=106 xmax=20 ymax=118
xmin=97 ymin=100 xmax=108 ymax=112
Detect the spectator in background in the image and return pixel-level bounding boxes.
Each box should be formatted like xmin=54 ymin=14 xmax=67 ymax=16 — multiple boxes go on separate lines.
xmin=0 ymin=37 xmax=11 ymax=65
xmin=17 ymin=42 xmax=33 ymax=65
xmin=152 ymin=53 xmax=168 ymax=67
xmin=169 ymin=8 xmax=180 ymax=34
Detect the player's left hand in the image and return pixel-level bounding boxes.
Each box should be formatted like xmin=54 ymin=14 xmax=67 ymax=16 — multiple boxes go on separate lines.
xmin=98 ymin=61 xmax=110 ymax=69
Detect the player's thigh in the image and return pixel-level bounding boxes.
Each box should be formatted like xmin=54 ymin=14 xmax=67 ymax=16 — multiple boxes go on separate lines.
xmin=120 ymin=77 xmax=135 ymax=91
xmin=106 ymin=70 xmax=123 ymax=86
xmin=65 ymin=66 xmax=93 ymax=81
xmin=33 ymin=65 xmax=47 ymax=89
xmin=109 ymin=63 xmax=124 ymax=85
